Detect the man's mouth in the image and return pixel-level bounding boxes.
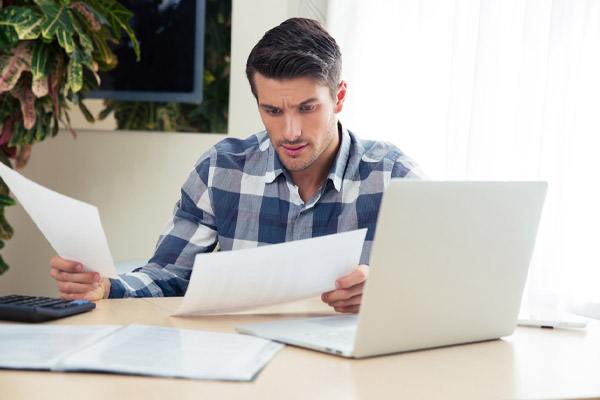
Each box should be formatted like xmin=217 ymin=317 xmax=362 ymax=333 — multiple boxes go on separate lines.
xmin=282 ymin=144 xmax=308 ymax=156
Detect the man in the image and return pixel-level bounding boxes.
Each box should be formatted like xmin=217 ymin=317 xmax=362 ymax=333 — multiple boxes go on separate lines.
xmin=49 ymin=18 xmax=423 ymax=313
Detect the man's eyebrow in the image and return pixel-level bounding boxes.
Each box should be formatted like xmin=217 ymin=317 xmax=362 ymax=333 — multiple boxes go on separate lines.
xmin=259 ymin=103 xmax=279 ymax=110
xmin=259 ymin=98 xmax=319 ymax=110
xmin=299 ymin=98 xmax=318 ymax=106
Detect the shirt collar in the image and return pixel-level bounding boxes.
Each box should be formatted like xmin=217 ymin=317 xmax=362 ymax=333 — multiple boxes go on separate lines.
xmin=265 ymin=122 xmax=351 ymax=191
xmin=265 ymin=139 xmax=285 ymax=184
xmin=328 ymin=123 xmax=351 ymax=192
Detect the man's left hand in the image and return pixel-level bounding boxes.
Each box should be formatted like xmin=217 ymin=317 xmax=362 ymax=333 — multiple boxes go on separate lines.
xmin=321 ymin=264 xmax=369 ymax=313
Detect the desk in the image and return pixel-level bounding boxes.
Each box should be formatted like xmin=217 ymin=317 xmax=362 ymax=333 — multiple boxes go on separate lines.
xmin=1 ymin=297 xmax=600 ymax=400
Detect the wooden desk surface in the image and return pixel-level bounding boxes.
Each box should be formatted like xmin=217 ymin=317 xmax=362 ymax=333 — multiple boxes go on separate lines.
xmin=1 ymin=297 xmax=599 ymax=400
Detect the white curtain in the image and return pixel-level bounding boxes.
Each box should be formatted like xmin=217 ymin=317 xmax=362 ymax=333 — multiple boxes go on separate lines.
xmin=327 ymin=0 xmax=600 ymax=317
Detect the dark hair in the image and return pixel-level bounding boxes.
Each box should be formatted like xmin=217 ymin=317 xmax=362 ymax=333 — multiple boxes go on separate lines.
xmin=246 ymin=18 xmax=342 ymax=100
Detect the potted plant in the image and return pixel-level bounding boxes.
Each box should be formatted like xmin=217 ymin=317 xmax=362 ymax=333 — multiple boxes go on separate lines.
xmin=0 ymin=0 xmax=140 ymax=274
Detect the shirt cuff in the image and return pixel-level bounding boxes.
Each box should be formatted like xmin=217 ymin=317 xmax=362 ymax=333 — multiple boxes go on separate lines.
xmin=108 ymin=277 xmax=126 ymax=298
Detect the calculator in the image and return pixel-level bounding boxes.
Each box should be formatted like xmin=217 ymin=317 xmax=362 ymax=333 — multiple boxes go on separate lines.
xmin=0 ymin=295 xmax=96 ymax=323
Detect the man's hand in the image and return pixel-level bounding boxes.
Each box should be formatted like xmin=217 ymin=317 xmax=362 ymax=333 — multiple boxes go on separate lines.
xmin=321 ymin=264 xmax=369 ymax=313
xmin=49 ymin=256 xmax=111 ymax=301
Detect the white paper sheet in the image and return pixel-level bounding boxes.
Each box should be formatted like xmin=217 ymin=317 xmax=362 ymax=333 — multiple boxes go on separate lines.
xmin=57 ymin=324 xmax=283 ymax=381
xmin=0 ymin=325 xmax=121 ymax=369
xmin=175 ymin=229 xmax=367 ymax=315
xmin=0 ymin=162 xmax=118 ymax=278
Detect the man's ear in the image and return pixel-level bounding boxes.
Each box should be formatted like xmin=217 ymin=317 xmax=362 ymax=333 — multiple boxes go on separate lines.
xmin=334 ymin=81 xmax=347 ymax=114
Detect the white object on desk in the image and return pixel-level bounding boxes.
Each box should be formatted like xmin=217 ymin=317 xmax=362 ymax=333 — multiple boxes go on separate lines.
xmin=0 ymin=325 xmax=120 ymax=369
xmin=175 ymin=229 xmax=367 ymax=315
xmin=57 ymin=324 xmax=283 ymax=381
xmin=0 ymin=162 xmax=118 ymax=278
xmin=518 ymin=309 xmax=588 ymax=328
xmin=0 ymin=323 xmax=282 ymax=381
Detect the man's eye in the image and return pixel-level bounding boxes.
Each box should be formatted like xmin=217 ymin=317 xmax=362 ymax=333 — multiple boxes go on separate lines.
xmin=300 ymin=105 xmax=316 ymax=112
xmin=267 ymin=109 xmax=281 ymax=116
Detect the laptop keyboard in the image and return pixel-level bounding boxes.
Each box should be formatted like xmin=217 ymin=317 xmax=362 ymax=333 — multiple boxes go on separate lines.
xmin=0 ymin=295 xmax=96 ymax=323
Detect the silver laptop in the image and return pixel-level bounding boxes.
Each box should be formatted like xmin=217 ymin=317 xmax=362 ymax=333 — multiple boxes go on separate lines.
xmin=236 ymin=181 xmax=547 ymax=358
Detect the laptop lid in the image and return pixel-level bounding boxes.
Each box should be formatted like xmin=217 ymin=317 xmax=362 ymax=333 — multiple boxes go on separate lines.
xmin=238 ymin=181 xmax=547 ymax=358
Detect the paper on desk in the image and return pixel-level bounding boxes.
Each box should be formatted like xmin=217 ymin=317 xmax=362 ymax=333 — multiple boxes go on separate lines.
xmin=0 ymin=162 xmax=118 ymax=278
xmin=57 ymin=324 xmax=284 ymax=381
xmin=0 ymin=325 xmax=121 ymax=370
xmin=175 ymin=228 xmax=367 ymax=315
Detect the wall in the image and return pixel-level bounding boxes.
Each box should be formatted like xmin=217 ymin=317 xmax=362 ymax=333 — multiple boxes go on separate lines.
xmin=0 ymin=0 xmax=302 ymax=296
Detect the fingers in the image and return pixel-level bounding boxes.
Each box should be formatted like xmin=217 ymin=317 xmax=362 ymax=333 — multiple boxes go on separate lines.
xmin=321 ymin=265 xmax=370 ymax=313
xmin=331 ymin=293 xmax=362 ymax=312
xmin=333 ymin=302 xmax=361 ymax=314
xmin=334 ymin=264 xmax=369 ymax=290
xmin=50 ymin=255 xmax=83 ymax=273
xmin=321 ymin=282 xmax=365 ymax=304
xmin=49 ymin=255 xmax=105 ymax=301
xmin=50 ymin=268 xmax=100 ymax=284
xmin=321 ymin=264 xmax=369 ymax=303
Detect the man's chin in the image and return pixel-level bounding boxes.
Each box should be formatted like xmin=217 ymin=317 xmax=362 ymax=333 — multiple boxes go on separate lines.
xmin=282 ymin=161 xmax=310 ymax=173
xmin=280 ymin=156 xmax=313 ymax=173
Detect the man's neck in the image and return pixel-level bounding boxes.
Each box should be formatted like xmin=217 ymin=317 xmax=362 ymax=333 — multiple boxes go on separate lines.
xmin=289 ymin=127 xmax=341 ymax=204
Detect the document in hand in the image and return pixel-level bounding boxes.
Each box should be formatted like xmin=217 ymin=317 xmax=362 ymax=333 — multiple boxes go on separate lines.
xmin=0 ymin=324 xmax=283 ymax=381
xmin=0 ymin=162 xmax=118 ymax=278
xmin=174 ymin=228 xmax=367 ymax=315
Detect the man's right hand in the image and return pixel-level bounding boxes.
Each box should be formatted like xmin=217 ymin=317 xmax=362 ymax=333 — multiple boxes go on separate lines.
xmin=49 ymin=256 xmax=111 ymax=301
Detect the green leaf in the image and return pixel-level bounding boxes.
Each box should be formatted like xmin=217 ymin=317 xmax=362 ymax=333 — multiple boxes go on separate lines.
xmin=73 ymin=21 xmax=94 ymax=53
xmin=88 ymin=0 xmax=140 ymax=61
xmin=15 ymin=17 xmax=43 ymax=40
xmin=0 ymin=25 xmax=20 ymax=50
xmin=51 ymin=114 xmax=59 ymax=137
xmin=30 ymin=41 xmax=52 ymax=97
xmin=77 ymin=42 xmax=94 ymax=71
xmin=54 ymin=25 xmax=75 ymax=54
xmin=30 ymin=40 xmax=52 ymax=79
xmin=68 ymin=46 xmax=83 ymax=92
xmin=40 ymin=5 xmax=75 ymax=53
xmin=0 ymin=253 xmax=9 ymax=275
xmin=33 ymin=0 xmax=57 ymax=6
xmin=82 ymin=69 xmax=99 ymax=89
xmin=0 ymin=205 xmax=14 ymax=240
xmin=0 ymin=195 xmax=15 ymax=206
xmin=90 ymin=27 xmax=117 ymax=70
xmin=98 ymin=100 xmax=117 ymax=120
xmin=8 ymin=121 xmax=23 ymax=146
xmin=14 ymin=9 xmax=44 ymax=40
xmin=78 ymin=99 xmax=94 ymax=122
xmin=0 ymin=6 xmax=33 ymax=27
xmin=0 ymin=27 xmax=19 ymax=52
xmin=35 ymin=113 xmax=47 ymax=141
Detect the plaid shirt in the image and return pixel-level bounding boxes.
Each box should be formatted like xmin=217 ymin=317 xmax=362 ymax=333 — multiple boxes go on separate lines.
xmin=109 ymin=125 xmax=424 ymax=298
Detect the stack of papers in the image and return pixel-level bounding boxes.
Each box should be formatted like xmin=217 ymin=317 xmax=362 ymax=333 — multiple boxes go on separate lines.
xmin=0 ymin=324 xmax=282 ymax=381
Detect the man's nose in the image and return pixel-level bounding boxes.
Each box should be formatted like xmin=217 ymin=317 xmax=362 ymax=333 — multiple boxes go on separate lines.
xmin=281 ymin=115 xmax=301 ymax=142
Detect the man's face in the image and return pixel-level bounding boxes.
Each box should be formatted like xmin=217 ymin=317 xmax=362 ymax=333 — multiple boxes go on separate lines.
xmin=254 ymin=73 xmax=346 ymax=174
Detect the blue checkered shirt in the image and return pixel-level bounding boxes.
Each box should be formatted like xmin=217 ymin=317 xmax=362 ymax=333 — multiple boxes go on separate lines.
xmin=109 ymin=125 xmax=424 ymax=297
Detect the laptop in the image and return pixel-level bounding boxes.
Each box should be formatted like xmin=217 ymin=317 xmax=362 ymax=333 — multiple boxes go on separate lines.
xmin=236 ymin=181 xmax=547 ymax=358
